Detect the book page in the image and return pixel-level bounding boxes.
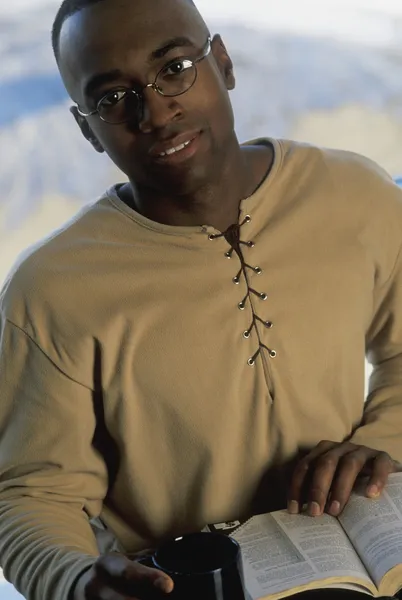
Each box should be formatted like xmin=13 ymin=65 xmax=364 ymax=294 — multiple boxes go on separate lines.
xmin=338 ymin=472 xmax=402 ymax=590
xmin=231 ymin=511 xmax=374 ymax=600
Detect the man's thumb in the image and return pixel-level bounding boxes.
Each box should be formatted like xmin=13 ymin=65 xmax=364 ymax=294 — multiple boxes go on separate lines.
xmin=135 ymin=561 xmax=174 ymax=594
xmin=154 ymin=574 xmax=174 ymax=593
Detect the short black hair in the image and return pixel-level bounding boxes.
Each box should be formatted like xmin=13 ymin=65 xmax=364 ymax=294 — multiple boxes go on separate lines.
xmin=52 ymin=0 xmax=196 ymax=65
xmin=52 ymin=0 xmax=105 ymax=63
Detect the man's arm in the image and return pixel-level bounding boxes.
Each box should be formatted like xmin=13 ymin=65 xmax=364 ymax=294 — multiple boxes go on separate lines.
xmin=0 ymin=317 xmax=107 ymax=599
xmin=350 ymin=242 xmax=402 ymax=460
xmin=288 ymin=166 xmax=402 ymax=518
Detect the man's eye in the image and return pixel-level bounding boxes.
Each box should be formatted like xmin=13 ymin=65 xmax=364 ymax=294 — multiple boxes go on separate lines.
xmin=162 ymin=59 xmax=193 ymax=77
xmin=100 ymin=90 xmax=127 ymax=107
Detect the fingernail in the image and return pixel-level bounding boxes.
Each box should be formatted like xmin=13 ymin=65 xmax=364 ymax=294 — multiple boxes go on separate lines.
xmin=309 ymin=501 xmax=321 ymax=517
xmin=367 ymin=484 xmax=380 ymax=498
xmin=154 ymin=577 xmax=172 ymax=593
xmin=288 ymin=500 xmax=299 ymax=514
xmin=329 ymin=500 xmax=341 ymax=516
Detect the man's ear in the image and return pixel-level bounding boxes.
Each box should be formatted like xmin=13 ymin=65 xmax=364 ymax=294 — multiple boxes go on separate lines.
xmin=211 ymin=34 xmax=235 ymax=91
xmin=70 ymin=106 xmax=105 ymax=154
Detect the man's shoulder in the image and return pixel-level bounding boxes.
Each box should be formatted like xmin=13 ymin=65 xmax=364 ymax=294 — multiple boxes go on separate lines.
xmin=248 ymin=137 xmax=398 ymax=192
xmin=278 ymin=137 xmax=397 ymax=187
xmin=275 ymin=138 xmax=402 ymax=216
xmin=0 ymin=190 xmax=113 ymax=323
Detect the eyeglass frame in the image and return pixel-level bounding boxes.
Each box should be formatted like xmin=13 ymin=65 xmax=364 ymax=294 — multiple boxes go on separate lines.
xmin=76 ymin=36 xmax=212 ymax=125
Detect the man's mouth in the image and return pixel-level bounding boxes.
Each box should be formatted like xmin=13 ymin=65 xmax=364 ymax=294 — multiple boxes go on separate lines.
xmin=157 ymin=139 xmax=193 ymax=158
xmin=149 ymin=132 xmax=201 ymax=164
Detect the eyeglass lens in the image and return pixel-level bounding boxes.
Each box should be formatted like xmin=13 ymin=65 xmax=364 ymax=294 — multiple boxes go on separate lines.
xmin=98 ymin=61 xmax=197 ymax=124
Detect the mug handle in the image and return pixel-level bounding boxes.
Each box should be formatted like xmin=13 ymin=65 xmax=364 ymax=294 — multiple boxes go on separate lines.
xmin=136 ymin=555 xmax=156 ymax=568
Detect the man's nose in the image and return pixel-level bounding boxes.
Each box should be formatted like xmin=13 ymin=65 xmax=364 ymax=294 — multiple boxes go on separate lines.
xmin=138 ymin=87 xmax=183 ymax=132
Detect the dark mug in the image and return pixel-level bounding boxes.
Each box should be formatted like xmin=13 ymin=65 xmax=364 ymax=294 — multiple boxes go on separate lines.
xmin=149 ymin=531 xmax=247 ymax=600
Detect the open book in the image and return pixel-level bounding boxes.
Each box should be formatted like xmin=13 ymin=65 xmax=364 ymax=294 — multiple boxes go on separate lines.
xmin=207 ymin=473 xmax=402 ymax=599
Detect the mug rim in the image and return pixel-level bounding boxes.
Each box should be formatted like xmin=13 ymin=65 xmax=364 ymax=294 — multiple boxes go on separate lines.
xmin=152 ymin=531 xmax=241 ymax=576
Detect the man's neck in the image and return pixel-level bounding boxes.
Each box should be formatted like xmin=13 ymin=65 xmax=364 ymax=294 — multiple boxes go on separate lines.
xmin=121 ymin=142 xmax=273 ymax=233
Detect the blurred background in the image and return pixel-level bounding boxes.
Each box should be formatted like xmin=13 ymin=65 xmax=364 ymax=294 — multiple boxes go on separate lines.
xmin=1 ymin=0 xmax=402 ymax=597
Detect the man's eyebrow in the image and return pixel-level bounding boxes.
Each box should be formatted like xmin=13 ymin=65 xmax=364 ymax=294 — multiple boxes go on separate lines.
xmin=150 ymin=37 xmax=195 ymax=61
xmin=83 ymin=69 xmax=123 ymax=98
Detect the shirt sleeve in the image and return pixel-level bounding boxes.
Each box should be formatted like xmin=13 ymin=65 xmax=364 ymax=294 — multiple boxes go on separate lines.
xmin=350 ymin=239 xmax=402 ymax=463
xmin=0 ymin=317 xmax=108 ymax=599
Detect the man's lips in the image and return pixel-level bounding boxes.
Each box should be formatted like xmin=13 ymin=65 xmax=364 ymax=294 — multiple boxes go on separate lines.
xmin=149 ymin=131 xmax=201 ymax=158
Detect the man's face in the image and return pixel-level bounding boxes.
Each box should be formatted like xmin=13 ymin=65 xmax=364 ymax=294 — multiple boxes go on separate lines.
xmin=58 ymin=0 xmax=236 ymax=195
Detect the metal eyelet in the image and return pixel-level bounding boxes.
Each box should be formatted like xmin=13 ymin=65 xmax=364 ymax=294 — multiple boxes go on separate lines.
xmin=265 ymin=321 xmax=274 ymax=329
xmin=208 ymin=234 xmax=216 ymax=241
xmin=247 ymin=241 xmax=255 ymax=248
xmin=269 ymin=350 xmax=277 ymax=358
xmin=233 ymin=276 xmax=240 ymax=285
xmin=225 ymin=251 xmax=232 ymax=259
xmin=254 ymin=267 xmax=262 ymax=275
xmin=260 ymin=293 xmax=268 ymax=301
xmin=244 ymin=215 xmax=252 ymax=223
xmin=238 ymin=301 xmax=246 ymax=310
xmin=243 ymin=330 xmax=251 ymax=339
xmin=247 ymin=358 xmax=255 ymax=366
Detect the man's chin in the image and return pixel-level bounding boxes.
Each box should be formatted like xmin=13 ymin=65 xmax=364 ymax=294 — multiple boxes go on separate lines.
xmin=151 ymin=166 xmax=210 ymax=197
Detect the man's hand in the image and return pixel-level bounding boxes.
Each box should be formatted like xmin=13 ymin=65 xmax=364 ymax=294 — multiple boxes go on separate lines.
xmin=72 ymin=552 xmax=174 ymax=600
xmin=287 ymin=441 xmax=399 ymax=518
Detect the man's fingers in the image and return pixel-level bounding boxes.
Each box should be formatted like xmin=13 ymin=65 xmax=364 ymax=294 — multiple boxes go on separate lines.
xmin=328 ymin=450 xmax=395 ymax=516
xmin=288 ymin=441 xmax=338 ymax=513
xmin=366 ymin=452 xmax=396 ymax=498
xmin=305 ymin=445 xmax=370 ymax=516
xmin=95 ymin=553 xmax=174 ymax=595
xmin=322 ymin=447 xmax=376 ymax=516
xmin=305 ymin=449 xmax=347 ymax=516
xmin=288 ymin=441 xmax=398 ymax=520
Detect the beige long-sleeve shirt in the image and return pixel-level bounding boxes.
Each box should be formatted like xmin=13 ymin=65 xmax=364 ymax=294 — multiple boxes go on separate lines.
xmin=1 ymin=138 xmax=402 ymax=599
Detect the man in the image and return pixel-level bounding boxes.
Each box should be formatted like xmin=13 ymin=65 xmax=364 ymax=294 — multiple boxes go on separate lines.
xmin=0 ymin=0 xmax=402 ymax=598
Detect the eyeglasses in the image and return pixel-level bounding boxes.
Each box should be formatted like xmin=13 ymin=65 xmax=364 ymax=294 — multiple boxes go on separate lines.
xmin=76 ymin=37 xmax=212 ymax=125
